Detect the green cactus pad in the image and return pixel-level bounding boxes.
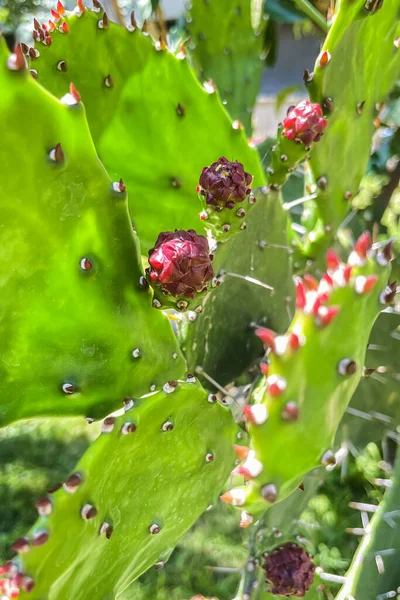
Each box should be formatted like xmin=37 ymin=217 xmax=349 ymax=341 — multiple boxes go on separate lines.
xmin=186 ymin=0 xmax=265 ymax=136
xmin=4 ymin=381 xmax=235 ymax=599
xmin=0 ymin=38 xmax=185 ymax=426
xmin=308 ymin=0 xmax=400 ymax=237
xmin=222 ymin=237 xmax=392 ymax=514
xmin=30 ymin=6 xmax=265 ymax=252
xmin=180 ymin=188 xmax=293 ymax=387
xmin=336 ymin=451 xmax=400 ymax=600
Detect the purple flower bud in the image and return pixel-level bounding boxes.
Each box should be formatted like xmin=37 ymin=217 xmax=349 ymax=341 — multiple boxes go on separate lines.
xmin=147 ymin=230 xmax=214 ymax=299
xmin=198 ymin=157 xmax=253 ymax=210
xmin=282 ymin=100 xmax=327 ymax=145
xmin=262 ymin=542 xmax=315 ymax=597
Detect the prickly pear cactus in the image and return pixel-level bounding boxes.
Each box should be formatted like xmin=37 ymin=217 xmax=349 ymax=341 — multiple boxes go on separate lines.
xmin=29 ymin=5 xmax=265 ymax=251
xmin=186 ymin=0 xmax=265 ymax=136
xmin=180 ymin=187 xmax=293 ymax=387
xmin=336 ymin=451 xmax=400 ymax=600
xmin=1 ymin=381 xmax=236 ymax=599
xmin=307 ymin=0 xmax=400 ymax=247
xmin=222 ymin=235 xmax=393 ymax=514
xmin=0 ymin=36 xmax=185 ymax=425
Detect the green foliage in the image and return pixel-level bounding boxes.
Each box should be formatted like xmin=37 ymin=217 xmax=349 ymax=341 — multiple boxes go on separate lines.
xmin=30 ymin=9 xmax=265 ymax=252
xmin=187 ymin=0 xmax=265 ymax=136
xmin=0 ymin=35 xmax=184 ymax=425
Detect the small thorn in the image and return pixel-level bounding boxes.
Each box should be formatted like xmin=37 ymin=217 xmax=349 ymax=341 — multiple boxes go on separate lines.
xmin=356 ymin=101 xmax=365 ymax=115
xmin=161 ymin=420 xmax=174 ymax=432
xmin=281 ymin=401 xmax=299 ymax=421
xmin=343 ymin=265 xmax=353 ymax=283
xmin=163 ymin=380 xmax=178 ymax=394
xmin=102 ymin=416 xmax=115 ymax=433
xmin=155 ymin=561 xmax=165 ymax=569
xmin=149 ymin=524 xmax=161 ymax=535
xmin=240 ymin=511 xmax=254 ymax=528
xmin=59 ymin=21 xmax=69 ymax=33
xmin=62 ymin=382 xmax=76 ymax=394
xmin=49 ymin=142 xmax=64 ymax=163
xmin=321 ymin=450 xmax=336 ymax=466
xmin=121 ymin=422 xmax=136 ymax=434
xmin=303 ymin=69 xmax=313 ymax=83
xmin=80 ymin=257 xmax=93 ymax=271
xmin=7 ymin=45 xmax=27 ymax=70
xmin=32 ymin=531 xmax=50 ymax=546
xmin=243 ymin=404 xmax=268 ymax=425
xmin=50 ymin=9 xmax=61 ymax=21
xmin=355 ymin=274 xmax=378 ymax=295
xmin=22 ymin=578 xmax=35 ymax=593
xmin=99 ymin=522 xmax=114 ymax=538
xmin=298 ymin=482 xmax=305 ymax=491
xmin=261 ymin=483 xmax=278 ymax=503
xmin=81 ymin=504 xmax=98 ymax=520
xmin=35 ymin=497 xmax=52 ymax=516
xmin=303 ymin=274 xmax=319 ymax=291
xmin=317 ymin=176 xmax=328 ymax=190
xmin=377 ymin=241 xmax=393 ymax=265
xmin=380 ymin=281 xmax=397 ymax=305
xmin=316 ymin=305 xmax=340 ymax=327
xmin=255 ymin=328 xmax=276 ymax=350
xmin=57 ymin=60 xmax=68 ymax=72
xmin=354 ymin=232 xmax=372 ymax=259
xmin=338 ymin=359 xmax=357 ymax=376
xmin=93 ymin=0 xmax=102 ymax=9
xmin=11 ymin=537 xmax=30 ymax=553
xmin=260 ymin=362 xmax=269 ymax=376
xmin=64 ymin=472 xmax=83 ymax=493
xmin=104 ymin=74 xmax=114 ymax=88
xmin=220 ymin=488 xmax=246 ymax=506
xmin=267 ymin=375 xmax=287 ymax=397
xmin=326 ymin=249 xmax=340 ymax=271
xmin=288 ymin=332 xmax=301 ymax=351
xmin=100 ymin=11 xmax=109 ymax=28
xmin=318 ymin=50 xmax=331 ymax=67
xmin=233 ymin=445 xmax=250 ymax=461
xmin=205 ymin=453 xmax=214 ymax=462
xmin=57 ymin=0 xmax=65 ymax=15
xmin=294 ymin=277 xmax=306 ymax=309
xmin=33 ymin=17 xmax=41 ymax=30
xmin=129 ymin=10 xmax=137 ymax=28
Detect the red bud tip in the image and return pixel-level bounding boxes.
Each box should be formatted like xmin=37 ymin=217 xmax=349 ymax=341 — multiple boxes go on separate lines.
xmin=243 ymin=404 xmax=268 ymax=425
xmin=57 ymin=0 xmax=65 ymax=14
xmin=196 ymin=185 xmax=201 ymax=193
xmin=343 ymin=265 xmax=352 ymax=283
xmin=303 ymin=274 xmax=319 ymax=291
xmin=355 ymin=274 xmax=378 ymax=295
xmin=33 ymin=17 xmax=40 ymax=30
xmin=233 ymin=445 xmax=250 ymax=461
xmin=77 ymin=0 xmax=86 ymax=10
xmin=288 ymin=333 xmax=300 ymax=351
xmin=70 ymin=82 xmax=81 ymax=102
xmin=317 ymin=305 xmax=340 ymax=327
xmin=255 ymin=328 xmax=276 ymax=350
xmin=51 ymin=9 xmax=61 ymax=20
xmin=312 ymin=293 xmax=329 ymax=315
xmin=354 ymin=232 xmax=372 ymax=259
xmin=260 ymin=362 xmax=269 ymax=376
xmin=294 ymin=277 xmax=306 ymax=310
xmin=319 ymin=50 xmax=331 ymax=67
xmin=322 ymin=273 xmax=333 ymax=286
xmin=326 ymin=248 xmax=340 ymax=271
xmin=220 ymin=489 xmax=246 ymax=506
xmin=60 ymin=21 xmax=69 ymax=32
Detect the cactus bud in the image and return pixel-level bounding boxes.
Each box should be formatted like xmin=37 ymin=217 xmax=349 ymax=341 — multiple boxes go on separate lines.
xmin=146 ymin=230 xmax=214 ymax=310
xmin=197 ymin=158 xmax=254 ymax=241
xmin=282 ymin=101 xmax=327 ymax=146
xmin=262 ymin=542 xmax=315 ymax=597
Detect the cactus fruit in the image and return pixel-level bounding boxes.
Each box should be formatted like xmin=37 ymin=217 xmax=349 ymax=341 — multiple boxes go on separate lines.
xmin=2 ymin=381 xmax=236 ymax=599
xmin=28 ymin=4 xmax=265 ymax=251
xmin=146 ymin=229 xmax=214 ymax=310
xmin=262 ymin=542 xmax=315 ymax=597
xmin=307 ymin=0 xmax=400 ymax=244
xmin=0 ymin=36 xmax=188 ymax=425
xmin=197 ymin=156 xmax=255 ymax=241
xmin=221 ymin=234 xmax=393 ymax=514
xmin=266 ymin=100 xmax=328 ymax=191
xmin=186 ymin=0 xmax=265 ymax=135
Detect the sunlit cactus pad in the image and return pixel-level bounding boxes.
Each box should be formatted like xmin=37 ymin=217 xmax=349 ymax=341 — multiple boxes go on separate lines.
xmin=0 ymin=37 xmax=184 ymax=425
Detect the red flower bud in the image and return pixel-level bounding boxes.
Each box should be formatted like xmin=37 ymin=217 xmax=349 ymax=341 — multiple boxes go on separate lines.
xmin=198 ymin=157 xmax=253 ymax=210
xmin=147 ymin=230 xmax=214 ymax=299
xmin=282 ymin=101 xmax=327 ymax=146
xmin=263 ymin=542 xmax=315 ymax=597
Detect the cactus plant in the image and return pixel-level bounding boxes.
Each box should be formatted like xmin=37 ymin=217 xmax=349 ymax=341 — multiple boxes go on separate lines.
xmin=186 ymin=0 xmax=265 ymax=136
xmin=1 ymin=0 xmax=400 ymax=598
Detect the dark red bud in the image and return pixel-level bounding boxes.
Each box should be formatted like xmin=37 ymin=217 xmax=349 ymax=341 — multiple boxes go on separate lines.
xmin=263 ymin=542 xmax=315 ymax=597
xmin=198 ymin=156 xmax=253 ymax=210
xmin=147 ymin=230 xmax=214 ymax=299
xmin=282 ymin=100 xmax=327 ymax=146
